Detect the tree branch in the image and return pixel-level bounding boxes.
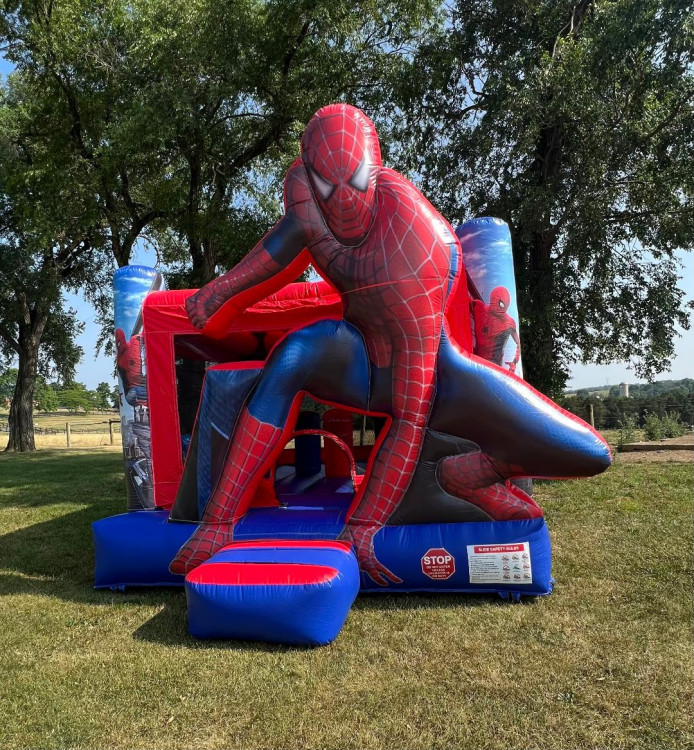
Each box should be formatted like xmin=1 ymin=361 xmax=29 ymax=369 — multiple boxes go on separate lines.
xmin=552 ymin=0 xmax=594 ymax=57
xmin=0 ymin=322 xmax=21 ymax=354
xmin=637 ymin=92 xmax=694 ymax=145
xmin=282 ymin=19 xmax=312 ymax=79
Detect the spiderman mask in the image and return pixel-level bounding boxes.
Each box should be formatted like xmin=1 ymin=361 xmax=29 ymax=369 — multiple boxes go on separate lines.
xmin=490 ymin=286 xmax=511 ymax=316
xmin=301 ymin=103 xmax=381 ymax=246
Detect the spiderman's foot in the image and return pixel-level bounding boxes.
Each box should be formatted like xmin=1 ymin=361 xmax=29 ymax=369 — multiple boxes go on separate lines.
xmin=169 ymin=523 xmax=235 ymax=575
xmin=462 ymin=483 xmax=543 ymax=520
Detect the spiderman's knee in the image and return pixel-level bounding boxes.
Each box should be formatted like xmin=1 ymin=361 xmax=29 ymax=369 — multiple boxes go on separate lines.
xmin=438 ymin=451 xmax=501 ymax=492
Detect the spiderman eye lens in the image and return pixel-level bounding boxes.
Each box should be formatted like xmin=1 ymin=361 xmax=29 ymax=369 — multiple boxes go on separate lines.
xmin=349 ymin=156 xmax=371 ymax=192
xmin=499 ymin=300 xmax=505 ymax=308
xmin=309 ymin=167 xmax=335 ymax=201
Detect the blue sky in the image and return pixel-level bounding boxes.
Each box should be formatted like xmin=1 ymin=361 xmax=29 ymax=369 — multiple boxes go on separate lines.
xmin=2 ymin=54 xmax=691 ymax=390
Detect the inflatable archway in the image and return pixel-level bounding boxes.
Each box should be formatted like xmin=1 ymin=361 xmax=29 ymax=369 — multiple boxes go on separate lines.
xmin=93 ymin=104 xmax=610 ymax=646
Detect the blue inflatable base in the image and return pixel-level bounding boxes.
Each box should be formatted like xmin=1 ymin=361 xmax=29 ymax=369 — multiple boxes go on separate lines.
xmin=365 ymin=517 xmax=553 ymax=597
xmin=93 ymin=508 xmax=553 ymax=597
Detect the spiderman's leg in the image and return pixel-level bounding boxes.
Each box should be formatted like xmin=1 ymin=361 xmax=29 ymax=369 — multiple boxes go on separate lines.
xmin=429 ymin=335 xmax=610 ymax=521
xmin=437 ymin=450 xmax=543 ymax=520
xmin=431 ymin=334 xmax=611 ymax=479
xmin=170 ymin=320 xmax=370 ymax=574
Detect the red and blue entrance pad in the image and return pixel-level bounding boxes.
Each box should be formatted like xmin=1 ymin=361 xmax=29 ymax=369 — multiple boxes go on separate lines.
xmin=184 ymin=540 xmax=360 ymax=645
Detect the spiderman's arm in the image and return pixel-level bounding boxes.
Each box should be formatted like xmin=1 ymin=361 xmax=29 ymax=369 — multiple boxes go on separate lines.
xmin=342 ymin=342 xmax=438 ymax=585
xmin=506 ymin=326 xmax=521 ymax=371
xmin=186 ymin=212 xmax=310 ymax=330
xmin=127 ymin=335 xmax=144 ymax=385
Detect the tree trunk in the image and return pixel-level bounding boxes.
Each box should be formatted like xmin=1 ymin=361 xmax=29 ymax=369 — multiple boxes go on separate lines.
xmin=511 ymin=118 xmax=567 ymax=398
xmin=5 ymin=330 xmax=42 ymax=452
xmin=514 ymin=231 xmax=563 ymax=398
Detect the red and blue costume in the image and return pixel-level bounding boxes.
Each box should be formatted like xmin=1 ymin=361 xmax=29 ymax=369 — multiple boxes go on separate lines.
xmin=472 ymin=286 xmax=521 ymax=373
xmin=115 ymin=329 xmax=147 ymax=406
xmin=171 ymin=104 xmax=610 ymax=583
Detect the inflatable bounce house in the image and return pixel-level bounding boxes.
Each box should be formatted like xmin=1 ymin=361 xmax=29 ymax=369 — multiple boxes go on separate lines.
xmin=94 ymin=104 xmax=611 ymax=646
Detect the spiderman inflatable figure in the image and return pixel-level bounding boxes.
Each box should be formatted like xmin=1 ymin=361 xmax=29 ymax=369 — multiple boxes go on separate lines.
xmin=472 ymin=286 xmax=521 ymax=373
xmin=170 ymin=104 xmax=611 ymax=584
xmin=115 ymin=329 xmax=147 ymax=407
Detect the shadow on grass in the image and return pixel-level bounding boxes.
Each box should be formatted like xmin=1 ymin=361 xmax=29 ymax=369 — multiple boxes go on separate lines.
xmin=131 ymin=589 xmax=519 ymax=650
xmin=1 ymin=450 xmax=127 ymax=605
xmin=132 ymin=602 xmax=320 ymax=652
xmin=1 ymin=450 xmax=515 ymax=650
xmin=0 ymin=505 xmax=133 ymax=605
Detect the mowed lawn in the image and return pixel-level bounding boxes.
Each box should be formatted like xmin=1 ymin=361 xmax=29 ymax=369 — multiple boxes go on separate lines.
xmin=0 ymin=450 xmax=691 ymax=750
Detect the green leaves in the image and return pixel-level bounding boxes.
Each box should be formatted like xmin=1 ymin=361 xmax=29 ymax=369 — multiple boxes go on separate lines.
xmin=390 ymin=0 xmax=694 ymax=395
xmin=2 ymin=0 xmax=691 ymax=400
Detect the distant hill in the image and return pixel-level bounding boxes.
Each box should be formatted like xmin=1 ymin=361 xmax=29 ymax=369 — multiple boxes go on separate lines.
xmin=560 ymin=378 xmax=694 ymax=430
xmin=565 ymin=378 xmax=694 ymax=399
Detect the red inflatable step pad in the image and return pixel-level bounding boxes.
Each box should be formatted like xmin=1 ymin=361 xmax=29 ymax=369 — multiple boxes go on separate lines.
xmin=186 ymin=561 xmax=339 ymax=586
xmin=217 ymin=538 xmax=352 ymax=554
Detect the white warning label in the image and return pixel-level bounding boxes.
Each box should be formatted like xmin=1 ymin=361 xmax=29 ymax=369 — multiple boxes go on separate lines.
xmin=466 ymin=542 xmax=532 ymax=585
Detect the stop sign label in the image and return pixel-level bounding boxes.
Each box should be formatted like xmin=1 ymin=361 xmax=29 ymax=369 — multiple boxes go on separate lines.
xmin=421 ymin=548 xmax=455 ymax=580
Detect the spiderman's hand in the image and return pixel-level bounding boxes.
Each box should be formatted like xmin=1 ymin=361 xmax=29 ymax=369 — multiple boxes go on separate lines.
xmin=506 ymin=360 xmax=517 ymax=374
xmin=339 ymin=523 xmax=402 ymax=587
xmin=185 ymin=284 xmax=225 ymax=330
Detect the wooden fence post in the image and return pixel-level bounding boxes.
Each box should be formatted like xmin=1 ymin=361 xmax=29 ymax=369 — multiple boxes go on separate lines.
xmin=109 ymin=419 xmax=115 ymax=445
xmin=66 ymin=422 xmax=71 ymax=448
xmin=589 ymin=403 xmax=595 ymax=429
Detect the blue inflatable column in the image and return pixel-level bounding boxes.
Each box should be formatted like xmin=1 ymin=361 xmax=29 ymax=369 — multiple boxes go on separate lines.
xmin=113 ymin=265 xmax=164 ymax=510
xmin=456 ymin=218 xmax=524 ymax=377
xmin=457 ymin=218 xmax=533 ymax=496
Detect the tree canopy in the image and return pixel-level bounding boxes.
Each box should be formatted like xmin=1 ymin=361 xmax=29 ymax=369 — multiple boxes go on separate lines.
xmin=0 ymin=0 xmax=692 ymax=419
xmin=1 ymin=0 xmax=437 ymax=283
xmin=390 ymin=0 xmax=694 ymax=395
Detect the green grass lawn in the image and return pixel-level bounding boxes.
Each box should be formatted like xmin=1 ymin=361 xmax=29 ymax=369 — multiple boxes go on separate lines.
xmin=0 ymin=450 xmax=691 ymax=750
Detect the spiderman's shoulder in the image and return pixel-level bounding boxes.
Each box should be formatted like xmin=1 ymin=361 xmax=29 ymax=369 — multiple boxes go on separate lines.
xmin=377 ymin=168 xmax=446 ymax=223
xmin=378 ymin=168 xmax=458 ymax=248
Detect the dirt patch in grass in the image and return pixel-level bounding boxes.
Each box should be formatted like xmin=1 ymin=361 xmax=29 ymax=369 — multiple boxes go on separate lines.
xmin=614 ymin=435 xmax=693 ymax=464
xmin=615 ymin=449 xmax=693 ymax=463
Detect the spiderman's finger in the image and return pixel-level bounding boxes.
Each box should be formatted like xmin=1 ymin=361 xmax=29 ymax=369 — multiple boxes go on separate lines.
xmin=367 ymin=568 xmax=391 ymax=587
xmin=367 ymin=564 xmax=401 ymax=586
xmin=378 ymin=564 xmax=402 ymax=585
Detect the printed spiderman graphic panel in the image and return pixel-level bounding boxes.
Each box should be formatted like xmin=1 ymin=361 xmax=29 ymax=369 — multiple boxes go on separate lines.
xmin=171 ymin=104 xmax=611 ymax=585
xmin=471 ymin=286 xmax=521 ymax=372
xmin=115 ymin=329 xmax=146 ymax=406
